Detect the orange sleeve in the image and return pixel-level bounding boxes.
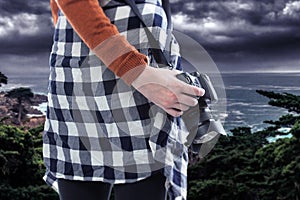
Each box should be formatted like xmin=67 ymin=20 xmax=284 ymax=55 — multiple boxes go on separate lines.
xmin=50 ymin=0 xmax=147 ymax=85
xmin=50 ymin=0 xmax=59 ymax=25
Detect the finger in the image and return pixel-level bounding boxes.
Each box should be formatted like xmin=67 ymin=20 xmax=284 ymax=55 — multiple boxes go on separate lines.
xmin=176 ymin=94 xmax=198 ymax=107
xmin=171 ymin=103 xmax=190 ymax=112
xmin=156 ymin=101 xmax=183 ymax=117
xmin=180 ymin=83 xmax=205 ymax=97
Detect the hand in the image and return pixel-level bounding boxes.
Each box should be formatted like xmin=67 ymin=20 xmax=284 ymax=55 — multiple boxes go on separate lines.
xmin=131 ymin=66 xmax=205 ymax=117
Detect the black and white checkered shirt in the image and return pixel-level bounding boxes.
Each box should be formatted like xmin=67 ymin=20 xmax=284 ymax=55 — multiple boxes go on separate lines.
xmin=43 ymin=0 xmax=189 ymax=199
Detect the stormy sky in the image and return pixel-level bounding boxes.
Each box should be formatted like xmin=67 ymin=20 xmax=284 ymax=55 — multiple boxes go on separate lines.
xmin=0 ymin=0 xmax=299 ymax=78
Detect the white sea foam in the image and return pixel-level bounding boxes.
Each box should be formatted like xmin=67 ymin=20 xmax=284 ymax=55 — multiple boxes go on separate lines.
xmin=226 ymin=86 xmax=254 ymax=90
xmin=218 ymin=113 xmax=229 ymax=119
xmin=266 ymin=133 xmax=293 ymax=143
xmin=38 ymin=102 xmax=47 ymax=114
xmin=277 ymin=127 xmax=292 ymax=133
xmin=227 ymin=102 xmax=252 ymax=107
xmin=256 ymin=85 xmax=300 ymax=91
xmin=251 ymin=104 xmax=272 ymax=108
xmin=32 ymin=102 xmax=47 ymax=115
xmin=0 ymin=83 xmax=34 ymax=91
xmin=231 ymin=110 xmax=244 ymax=115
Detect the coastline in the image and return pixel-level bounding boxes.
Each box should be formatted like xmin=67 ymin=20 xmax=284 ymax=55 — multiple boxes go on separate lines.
xmin=0 ymin=91 xmax=47 ymax=128
xmin=2 ymin=71 xmax=300 ymax=131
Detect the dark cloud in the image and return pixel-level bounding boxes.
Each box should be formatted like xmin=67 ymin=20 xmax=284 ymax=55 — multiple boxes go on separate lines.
xmin=170 ymin=0 xmax=300 ymax=71
xmin=0 ymin=53 xmax=50 ymax=77
xmin=0 ymin=0 xmax=53 ymax=56
xmin=0 ymin=25 xmax=53 ymax=55
xmin=0 ymin=0 xmax=299 ymax=76
xmin=0 ymin=0 xmax=50 ymax=16
xmin=0 ymin=0 xmax=53 ymax=78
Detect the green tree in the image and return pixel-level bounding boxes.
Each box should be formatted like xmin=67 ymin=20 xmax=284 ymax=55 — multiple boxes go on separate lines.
xmin=6 ymin=87 xmax=34 ymax=125
xmin=256 ymin=90 xmax=300 ymax=113
xmin=187 ymin=91 xmax=300 ymax=199
xmin=0 ymin=72 xmax=8 ymax=87
xmin=0 ymin=124 xmax=58 ymax=200
xmin=291 ymin=120 xmax=300 ymax=139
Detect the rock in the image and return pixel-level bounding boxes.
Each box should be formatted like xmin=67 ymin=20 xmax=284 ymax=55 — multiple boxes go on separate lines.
xmin=0 ymin=91 xmax=47 ymax=128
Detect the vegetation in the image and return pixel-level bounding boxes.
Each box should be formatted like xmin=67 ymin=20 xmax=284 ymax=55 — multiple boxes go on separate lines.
xmin=0 ymin=89 xmax=299 ymax=199
xmin=0 ymin=72 xmax=8 ymax=87
xmin=188 ymin=91 xmax=300 ymax=200
xmin=0 ymin=124 xmax=58 ymax=200
xmin=5 ymin=88 xmax=34 ymax=125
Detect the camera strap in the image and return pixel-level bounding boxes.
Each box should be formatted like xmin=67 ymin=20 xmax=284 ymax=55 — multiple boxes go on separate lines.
xmin=123 ymin=0 xmax=173 ymax=68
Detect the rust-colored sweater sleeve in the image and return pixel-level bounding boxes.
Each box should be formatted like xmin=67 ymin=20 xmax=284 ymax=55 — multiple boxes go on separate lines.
xmin=50 ymin=0 xmax=147 ymax=85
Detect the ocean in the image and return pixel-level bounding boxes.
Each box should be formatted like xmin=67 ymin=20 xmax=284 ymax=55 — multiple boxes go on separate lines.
xmin=1 ymin=72 xmax=300 ymax=133
xmin=222 ymin=72 xmax=300 ymax=132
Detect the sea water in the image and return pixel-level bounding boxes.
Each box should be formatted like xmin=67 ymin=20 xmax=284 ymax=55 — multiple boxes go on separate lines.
xmin=2 ymin=72 xmax=300 ymax=132
xmin=223 ymin=72 xmax=300 ymax=132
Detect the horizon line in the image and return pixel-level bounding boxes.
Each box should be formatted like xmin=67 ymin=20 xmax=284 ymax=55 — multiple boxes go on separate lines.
xmin=220 ymin=70 xmax=300 ymax=74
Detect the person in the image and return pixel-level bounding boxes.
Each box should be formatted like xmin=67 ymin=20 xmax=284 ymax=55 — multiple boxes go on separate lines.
xmin=43 ymin=0 xmax=205 ymax=199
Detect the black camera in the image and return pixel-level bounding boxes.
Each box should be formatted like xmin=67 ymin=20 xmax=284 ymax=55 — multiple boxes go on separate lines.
xmin=176 ymin=72 xmax=227 ymax=156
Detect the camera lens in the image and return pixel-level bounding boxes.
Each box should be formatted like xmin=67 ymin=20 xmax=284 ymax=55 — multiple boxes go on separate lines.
xmin=176 ymin=72 xmax=227 ymax=156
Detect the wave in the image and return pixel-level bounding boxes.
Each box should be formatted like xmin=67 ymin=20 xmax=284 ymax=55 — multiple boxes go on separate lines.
xmin=227 ymin=102 xmax=252 ymax=107
xmin=224 ymin=121 xmax=249 ymax=130
xmin=0 ymin=83 xmax=34 ymax=91
xmin=255 ymin=85 xmax=300 ymax=92
xmin=250 ymin=104 xmax=272 ymax=108
xmin=226 ymin=102 xmax=285 ymax=109
xmin=226 ymin=86 xmax=254 ymax=90
xmin=224 ymin=121 xmax=270 ymax=132
xmin=266 ymin=133 xmax=293 ymax=143
xmin=227 ymin=102 xmax=272 ymax=108
xmin=218 ymin=113 xmax=229 ymax=119
xmin=32 ymin=102 xmax=47 ymax=115
xmin=229 ymin=110 xmax=244 ymax=116
xmin=226 ymin=85 xmax=300 ymax=94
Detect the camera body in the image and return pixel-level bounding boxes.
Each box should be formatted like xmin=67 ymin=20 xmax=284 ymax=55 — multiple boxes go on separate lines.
xmin=176 ymin=72 xmax=218 ymax=104
xmin=176 ymin=72 xmax=226 ymax=156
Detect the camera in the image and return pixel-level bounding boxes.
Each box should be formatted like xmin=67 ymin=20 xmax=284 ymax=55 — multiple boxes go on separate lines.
xmin=176 ymin=72 xmax=227 ymax=156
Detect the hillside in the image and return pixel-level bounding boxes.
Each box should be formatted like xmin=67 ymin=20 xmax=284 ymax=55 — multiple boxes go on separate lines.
xmin=0 ymin=90 xmax=299 ymax=200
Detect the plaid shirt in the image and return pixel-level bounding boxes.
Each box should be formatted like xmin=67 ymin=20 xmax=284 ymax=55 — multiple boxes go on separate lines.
xmin=43 ymin=0 xmax=189 ymax=199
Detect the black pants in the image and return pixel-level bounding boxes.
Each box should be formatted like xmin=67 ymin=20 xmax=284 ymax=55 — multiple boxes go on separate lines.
xmin=57 ymin=173 xmax=167 ymax=200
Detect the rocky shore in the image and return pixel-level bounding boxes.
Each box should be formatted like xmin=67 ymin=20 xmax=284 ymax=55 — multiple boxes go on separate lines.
xmin=0 ymin=91 xmax=47 ymax=128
